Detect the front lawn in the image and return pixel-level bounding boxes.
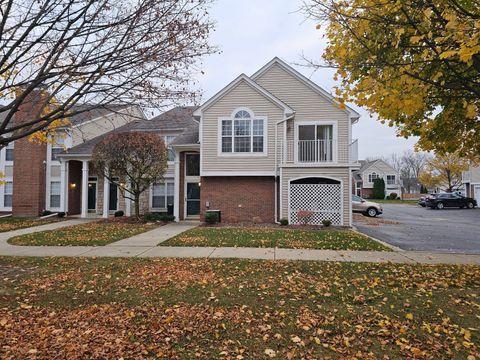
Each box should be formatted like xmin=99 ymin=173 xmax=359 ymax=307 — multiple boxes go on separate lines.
xmin=8 ymin=220 xmax=158 ymax=246
xmin=0 ymin=257 xmax=478 ymax=358
xmin=0 ymin=217 xmax=61 ymax=233
xmin=374 ymin=199 xmax=418 ymax=205
xmin=160 ymin=227 xmax=391 ymax=251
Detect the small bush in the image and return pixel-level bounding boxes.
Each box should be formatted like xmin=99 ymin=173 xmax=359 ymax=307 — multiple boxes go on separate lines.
xmin=57 ymin=212 xmax=66 ymax=218
xmin=205 ymin=212 xmax=219 ymax=224
xmin=144 ymin=212 xmax=175 ymax=222
xmin=40 ymin=210 xmax=52 ymax=217
xmin=114 ymin=210 xmax=124 ymax=217
xmin=322 ymin=219 xmax=332 ymax=227
xmin=279 ymin=218 xmax=288 ymax=226
xmin=389 ymin=192 xmax=398 ymax=200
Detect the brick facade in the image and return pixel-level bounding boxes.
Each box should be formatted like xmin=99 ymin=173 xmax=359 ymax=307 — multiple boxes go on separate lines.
xmin=12 ymin=90 xmax=48 ymax=217
xmin=200 ymin=176 xmax=275 ymax=223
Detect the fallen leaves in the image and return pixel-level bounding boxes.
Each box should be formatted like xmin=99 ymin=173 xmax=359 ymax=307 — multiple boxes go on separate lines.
xmin=0 ymin=257 xmax=478 ymax=359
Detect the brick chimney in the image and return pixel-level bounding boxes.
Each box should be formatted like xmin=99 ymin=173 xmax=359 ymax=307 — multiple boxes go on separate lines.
xmin=12 ymin=89 xmax=49 ymax=217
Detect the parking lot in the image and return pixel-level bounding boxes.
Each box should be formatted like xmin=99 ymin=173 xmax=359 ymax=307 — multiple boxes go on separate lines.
xmin=354 ymin=203 xmax=480 ymax=254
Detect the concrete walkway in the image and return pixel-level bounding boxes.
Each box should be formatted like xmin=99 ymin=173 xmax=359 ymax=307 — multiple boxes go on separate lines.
xmin=0 ymin=220 xmax=479 ymax=265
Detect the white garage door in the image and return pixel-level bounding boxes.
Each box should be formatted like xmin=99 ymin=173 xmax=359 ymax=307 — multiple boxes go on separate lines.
xmin=475 ymin=186 xmax=480 ymax=204
xmin=289 ymin=182 xmax=342 ymax=225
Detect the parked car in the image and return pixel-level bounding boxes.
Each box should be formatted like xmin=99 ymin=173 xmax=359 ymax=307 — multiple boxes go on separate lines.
xmin=418 ymin=194 xmax=437 ymax=207
xmin=425 ymin=193 xmax=477 ymax=209
xmin=352 ymin=195 xmax=383 ymax=217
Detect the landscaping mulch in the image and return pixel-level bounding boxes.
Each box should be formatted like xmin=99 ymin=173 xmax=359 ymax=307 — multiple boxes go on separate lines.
xmin=353 ymin=214 xmax=401 ymax=226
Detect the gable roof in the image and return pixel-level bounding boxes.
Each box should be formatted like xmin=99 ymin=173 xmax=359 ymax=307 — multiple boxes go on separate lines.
xmin=356 ymin=159 xmax=398 ymax=175
xmin=61 ymin=106 xmax=197 ymax=156
xmin=251 ymin=57 xmax=361 ymax=122
xmin=193 ymin=74 xmax=294 ymax=118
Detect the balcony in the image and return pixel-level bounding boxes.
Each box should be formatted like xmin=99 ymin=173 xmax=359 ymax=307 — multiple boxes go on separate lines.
xmin=280 ymin=139 xmax=359 ymax=165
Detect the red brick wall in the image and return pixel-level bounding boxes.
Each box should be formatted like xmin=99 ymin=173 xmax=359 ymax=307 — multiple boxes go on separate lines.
xmin=68 ymin=161 xmax=82 ymax=215
xmin=12 ymin=90 xmax=48 ymax=217
xmin=361 ymin=188 xmax=373 ymax=199
xmin=200 ymin=176 xmax=275 ymax=223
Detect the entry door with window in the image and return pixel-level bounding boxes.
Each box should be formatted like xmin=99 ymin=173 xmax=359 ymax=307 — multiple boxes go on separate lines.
xmin=109 ymin=182 xmax=118 ymax=211
xmin=185 ymin=153 xmax=200 ymax=218
xmin=88 ymin=177 xmax=97 ymax=211
xmin=297 ymin=124 xmax=334 ymax=163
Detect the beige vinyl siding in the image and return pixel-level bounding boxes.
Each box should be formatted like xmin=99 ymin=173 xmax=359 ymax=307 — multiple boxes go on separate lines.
xmin=254 ymin=63 xmax=351 ymax=164
xmin=280 ymin=167 xmax=351 ymax=226
xmin=362 ymin=161 xmax=398 ymax=188
xmin=71 ymin=106 xmax=144 ymax=146
xmin=469 ymin=166 xmax=480 ymax=183
xmin=201 ymin=79 xmax=284 ymax=172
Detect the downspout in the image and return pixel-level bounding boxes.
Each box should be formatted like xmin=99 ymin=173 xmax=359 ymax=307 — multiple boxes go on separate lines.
xmin=274 ymin=112 xmax=295 ymax=224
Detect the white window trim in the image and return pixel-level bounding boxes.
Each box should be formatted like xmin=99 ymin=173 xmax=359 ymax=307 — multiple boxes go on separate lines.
xmin=217 ymin=107 xmax=268 ymax=157
xmin=164 ymin=135 xmax=176 ymax=165
xmin=367 ymin=172 xmax=379 ymax=184
xmin=149 ymin=179 xmax=174 ymax=211
xmin=386 ymin=174 xmax=396 ymax=185
xmin=294 ymin=120 xmax=338 ymax=164
xmin=0 ymin=147 xmax=13 ymax=211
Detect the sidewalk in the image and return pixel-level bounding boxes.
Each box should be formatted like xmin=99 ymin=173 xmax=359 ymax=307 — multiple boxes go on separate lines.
xmin=0 ymin=220 xmax=479 ymax=264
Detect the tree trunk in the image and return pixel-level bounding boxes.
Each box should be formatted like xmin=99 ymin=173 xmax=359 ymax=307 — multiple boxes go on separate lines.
xmin=134 ymin=194 xmax=141 ymax=221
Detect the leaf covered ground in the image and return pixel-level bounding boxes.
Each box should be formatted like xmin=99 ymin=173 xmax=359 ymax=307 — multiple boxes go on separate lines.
xmin=1 ymin=257 xmax=478 ymax=359
xmin=161 ymin=227 xmax=391 ymax=251
xmin=0 ymin=217 xmax=61 ymax=233
xmin=7 ymin=221 xmax=158 ymax=246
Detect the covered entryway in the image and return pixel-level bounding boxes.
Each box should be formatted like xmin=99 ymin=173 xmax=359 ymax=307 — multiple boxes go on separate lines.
xmin=288 ymin=177 xmax=343 ymax=225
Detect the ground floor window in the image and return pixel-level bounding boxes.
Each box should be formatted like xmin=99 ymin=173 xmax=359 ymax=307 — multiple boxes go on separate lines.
xmin=50 ymin=181 xmax=61 ymax=208
xmin=4 ymin=181 xmax=12 ymax=207
xmin=152 ymin=181 xmax=174 ymax=209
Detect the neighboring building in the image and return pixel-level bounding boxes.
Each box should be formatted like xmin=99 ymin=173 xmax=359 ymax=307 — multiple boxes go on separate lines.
xmin=0 ymin=95 xmax=145 ymax=216
xmin=353 ymin=159 xmax=401 ymax=199
xmin=3 ymin=57 xmax=361 ymax=226
xmin=463 ymin=165 xmax=480 ymax=203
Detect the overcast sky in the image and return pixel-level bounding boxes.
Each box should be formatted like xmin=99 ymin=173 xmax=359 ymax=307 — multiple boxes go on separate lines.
xmin=195 ymin=0 xmax=418 ymax=159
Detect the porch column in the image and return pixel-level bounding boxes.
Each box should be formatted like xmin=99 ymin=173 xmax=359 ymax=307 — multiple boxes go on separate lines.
xmin=60 ymin=160 xmax=67 ymax=212
xmin=81 ymin=160 xmax=89 ymax=218
xmin=103 ymin=173 xmax=110 ymax=218
xmin=125 ymin=182 xmax=131 ymax=217
xmin=173 ymin=151 xmax=180 ymax=222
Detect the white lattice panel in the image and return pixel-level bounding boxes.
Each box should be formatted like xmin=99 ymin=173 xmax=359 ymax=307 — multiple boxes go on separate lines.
xmin=289 ymin=183 xmax=342 ymax=225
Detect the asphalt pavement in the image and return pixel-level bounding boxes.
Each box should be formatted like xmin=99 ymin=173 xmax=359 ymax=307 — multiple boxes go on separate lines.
xmin=354 ymin=203 xmax=480 ymax=254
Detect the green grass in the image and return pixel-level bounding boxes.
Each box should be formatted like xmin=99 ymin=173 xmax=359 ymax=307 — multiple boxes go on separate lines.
xmin=0 ymin=257 xmax=478 ymax=359
xmin=0 ymin=217 xmax=61 ymax=233
xmin=373 ymin=199 xmax=418 ymax=205
xmin=8 ymin=221 xmax=158 ymax=246
xmin=160 ymin=227 xmax=391 ymax=251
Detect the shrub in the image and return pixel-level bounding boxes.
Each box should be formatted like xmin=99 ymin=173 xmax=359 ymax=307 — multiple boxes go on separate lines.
xmin=144 ymin=212 xmax=175 ymax=222
xmin=40 ymin=210 xmax=52 ymax=217
xmin=322 ymin=219 xmax=332 ymax=227
xmin=57 ymin=212 xmax=66 ymax=218
xmin=279 ymin=218 xmax=288 ymax=226
xmin=205 ymin=211 xmax=219 ymax=224
xmin=389 ymin=192 xmax=398 ymax=200
xmin=372 ymin=178 xmax=386 ymax=199
xmin=114 ymin=210 xmax=124 ymax=217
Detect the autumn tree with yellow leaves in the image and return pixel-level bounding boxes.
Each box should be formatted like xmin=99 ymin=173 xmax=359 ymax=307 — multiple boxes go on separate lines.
xmin=0 ymin=0 xmax=215 ymax=147
xmin=419 ymin=153 xmax=469 ymax=192
xmin=303 ymin=0 xmax=480 ymax=158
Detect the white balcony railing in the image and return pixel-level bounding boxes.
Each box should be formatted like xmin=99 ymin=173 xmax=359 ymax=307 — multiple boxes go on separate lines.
xmin=279 ymin=139 xmax=359 ymax=165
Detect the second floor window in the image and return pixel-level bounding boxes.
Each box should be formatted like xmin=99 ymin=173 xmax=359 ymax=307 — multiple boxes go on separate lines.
xmin=386 ymin=175 xmax=396 ymax=185
xmin=221 ymin=110 xmax=264 ymax=154
xmin=368 ymin=172 xmax=379 ymax=183
xmin=164 ymin=136 xmax=176 ymax=162
xmin=5 ymin=142 xmax=14 ymax=162
xmin=51 ymin=135 xmax=66 ymax=161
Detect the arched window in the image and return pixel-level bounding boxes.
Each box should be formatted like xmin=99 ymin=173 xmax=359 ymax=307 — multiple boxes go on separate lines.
xmin=220 ymin=108 xmax=265 ymax=154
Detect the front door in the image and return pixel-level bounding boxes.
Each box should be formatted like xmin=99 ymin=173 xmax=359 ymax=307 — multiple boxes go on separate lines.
xmin=88 ymin=179 xmax=97 ymax=211
xmin=109 ymin=182 xmax=118 ymax=211
xmin=186 ymin=182 xmax=200 ymax=217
